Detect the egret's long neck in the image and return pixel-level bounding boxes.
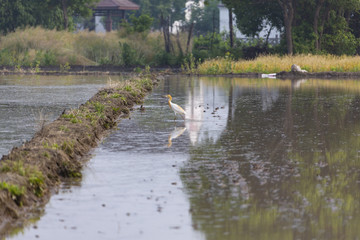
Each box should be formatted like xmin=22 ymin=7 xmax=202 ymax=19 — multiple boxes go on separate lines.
xmin=168 ymin=99 xmax=172 ymax=108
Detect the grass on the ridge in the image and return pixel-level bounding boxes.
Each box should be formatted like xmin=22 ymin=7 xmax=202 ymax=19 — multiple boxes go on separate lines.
xmin=197 ymin=54 xmax=360 ymax=74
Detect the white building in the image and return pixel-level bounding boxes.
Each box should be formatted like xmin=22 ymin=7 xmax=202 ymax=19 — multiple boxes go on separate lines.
xmin=218 ymin=3 xmax=280 ymax=43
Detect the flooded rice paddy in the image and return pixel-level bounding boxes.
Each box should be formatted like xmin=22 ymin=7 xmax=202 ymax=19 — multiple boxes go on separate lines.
xmin=3 ymin=75 xmax=360 ymax=239
xmin=0 ymin=75 xmax=108 ymax=158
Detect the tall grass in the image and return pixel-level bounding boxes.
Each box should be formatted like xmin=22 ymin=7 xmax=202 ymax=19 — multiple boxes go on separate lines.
xmin=0 ymin=27 xmax=188 ymax=67
xmin=0 ymin=27 xmax=95 ymax=66
xmin=197 ymin=54 xmax=360 ymax=74
xmin=73 ymin=31 xmax=121 ymax=65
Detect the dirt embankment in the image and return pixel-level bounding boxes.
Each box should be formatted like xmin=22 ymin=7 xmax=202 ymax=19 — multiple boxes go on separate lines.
xmin=2 ymin=64 xmax=360 ymax=79
xmin=276 ymin=71 xmax=360 ymax=79
xmin=195 ymin=71 xmax=360 ymax=79
xmin=0 ymin=65 xmax=180 ymax=76
xmin=0 ymin=72 xmax=162 ymax=237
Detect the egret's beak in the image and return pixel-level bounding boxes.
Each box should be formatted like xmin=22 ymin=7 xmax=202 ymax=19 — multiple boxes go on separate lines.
xmin=163 ymin=95 xmax=169 ymax=98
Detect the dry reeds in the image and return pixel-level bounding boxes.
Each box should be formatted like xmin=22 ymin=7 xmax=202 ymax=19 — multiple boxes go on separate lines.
xmin=0 ymin=27 xmax=182 ymax=67
xmin=74 ymin=31 xmax=121 ymax=65
xmin=0 ymin=27 xmax=95 ymax=65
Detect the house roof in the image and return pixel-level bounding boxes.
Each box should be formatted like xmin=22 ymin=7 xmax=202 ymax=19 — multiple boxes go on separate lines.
xmin=96 ymin=0 xmax=140 ymax=10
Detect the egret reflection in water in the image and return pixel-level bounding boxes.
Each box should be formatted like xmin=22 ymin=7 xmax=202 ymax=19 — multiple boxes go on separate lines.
xmin=167 ymin=127 xmax=187 ymax=147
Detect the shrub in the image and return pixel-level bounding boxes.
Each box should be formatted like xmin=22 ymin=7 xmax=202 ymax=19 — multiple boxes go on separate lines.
xmin=322 ymin=30 xmax=358 ymax=56
xmin=321 ymin=11 xmax=359 ymax=56
xmin=120 ymin=42 xmax=138 ymax=66
xmin=154 ymin=50 xmax=179 ymax=66
xmin=192 ymin=32 xmax=229 ymax=60
xmin=119 ymin=14 xmax=154 ymax=35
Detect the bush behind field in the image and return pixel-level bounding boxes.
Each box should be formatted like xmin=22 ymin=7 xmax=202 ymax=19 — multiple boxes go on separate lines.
xmin=0 ymin=27 xmax=186 ymax=67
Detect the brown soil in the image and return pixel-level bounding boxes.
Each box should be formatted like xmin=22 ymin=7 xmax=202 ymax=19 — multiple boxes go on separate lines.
xmin=0 ymin=73 xmax=162 ymax=237
xmin=0 ymin=65 xmax=179 ymax=76
xmin=195 ymin=71 xmax=360 ymax=79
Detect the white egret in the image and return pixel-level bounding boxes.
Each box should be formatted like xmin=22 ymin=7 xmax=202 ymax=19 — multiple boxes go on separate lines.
xmin=164 ymin=94 xmax=186 ymax=120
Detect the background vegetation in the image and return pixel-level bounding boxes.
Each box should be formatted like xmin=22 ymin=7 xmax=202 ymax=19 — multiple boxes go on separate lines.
xmin=1 ymin=0 xmax=360 ymax=69
xmin=0 ymin=26 xmax=191 ymax=67
xmin=222 ymin=0 xmax=360 ymax=55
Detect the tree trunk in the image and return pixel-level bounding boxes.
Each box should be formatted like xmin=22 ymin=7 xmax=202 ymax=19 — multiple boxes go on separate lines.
xmin=161 ymin=14 xmax=173 ymax=53
xmin=61 ymin=0 xmax=68 ymax=30
xmin=176 ymin=31 xmax=184 ymax=56
xmin=318 ymin=5 xmax=330 ymax=50
xmin=277 ymin=0 xmax=294 ymax=55
xmin=186 ymin=21 xmax=194 ymax=54
xmin=265 ymin=24 xmax=274 ymax=45
xmin=314 ymin=0 xmax=325 ymax=51
xmin=229 ymin=8 xmax=234 ymax=48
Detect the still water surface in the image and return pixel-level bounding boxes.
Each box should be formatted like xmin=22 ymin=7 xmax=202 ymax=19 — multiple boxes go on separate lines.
xmin=5 ymin=76 xmax=360 ymax=239
xmin=0 ymin=75 xmax=109 ymax=158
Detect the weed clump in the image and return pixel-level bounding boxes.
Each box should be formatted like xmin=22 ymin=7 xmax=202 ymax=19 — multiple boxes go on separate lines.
xmin=0 ymin=182 xmax=25 ymax=205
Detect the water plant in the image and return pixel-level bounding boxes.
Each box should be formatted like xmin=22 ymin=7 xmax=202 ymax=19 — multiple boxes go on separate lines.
xmin=0 ymin=160 xmax=45 ymax=198
xmin=60 ymin=62 xmax=71 ymax=72
xmin=181 ymin=53 xmax=198 ymax=74
xmin=43 ymin=141 xmax=60 ymax=150
xmin=136 ymin=77 xmax=153 ymax=91
xmin=124 ymin=85 xmax=133 ymax=92
xmin=93 ymin=102 xmax=105 ymax=117
xmin=59 ymin=125 xmax=69 ymax=132
xmin=0 ymin=182 xmax=25 ymax=205
xmin=31 ymin=60 xmax=41 ymax=73
xmin=111 ymin=93 xmax=121 ymax=99
xmin=61 ymin=141 xmax=75 ymax=156
xmin=112 ymin=107 xmax=120 ymax=113
xmin=27 ymin=169 xmax=45 ymax=197
xmin=120 ymin=96 xmax=127 ymax=104
xmin=43 ymin=151 xmax=50 ymax=158
xmin=62 ymin=112 xmax=82 ymax=124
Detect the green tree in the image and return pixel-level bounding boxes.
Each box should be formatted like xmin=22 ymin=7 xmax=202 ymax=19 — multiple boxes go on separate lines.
xmin=0 ymin=0 xmax=35 ymax=34
xmin=49 ymin=0 xmax=100 ymax=30
xmin=120 ymin=14 xmax=154 ymax=34
xmin=223 ymin=0 xmax=360 ymax=55
xmin=188 ymin=0 xmax=219 ymax=36
xmin=130 ymin=14 xmax=153 ymax=32
xmin=131 ymin=0 xmax=187 ymax=29
xmin=226 ymin=0 xmax=282 ymax=38
xmin=221 ymin=0 xmax=287 ymax=51
xmin=321 ymin=10 xmax=358 ymax=55
xmin=0 ymin=0 xmax=99 ymax=34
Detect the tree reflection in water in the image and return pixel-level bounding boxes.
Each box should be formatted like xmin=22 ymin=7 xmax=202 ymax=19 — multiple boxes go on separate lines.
xmin=179 ymin=77 xmax=360 ymax=240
